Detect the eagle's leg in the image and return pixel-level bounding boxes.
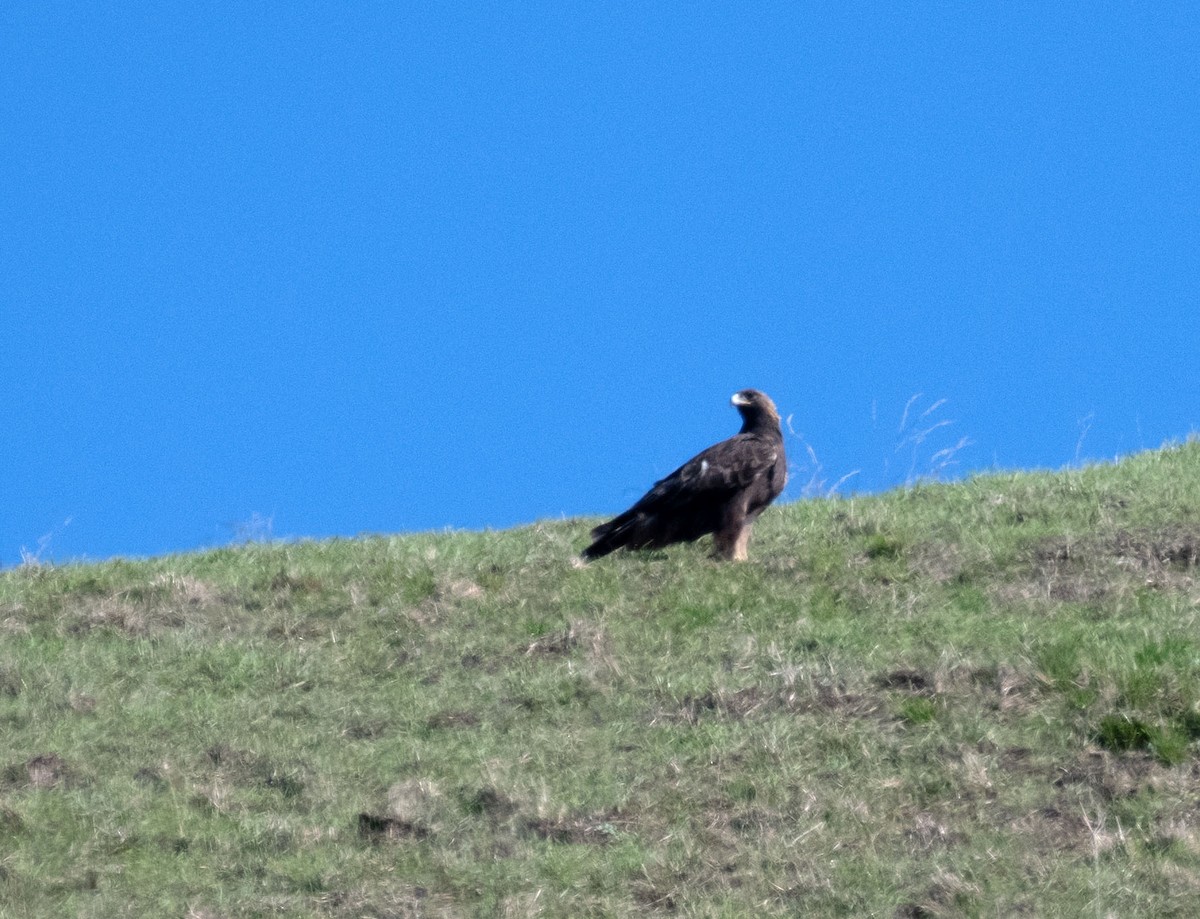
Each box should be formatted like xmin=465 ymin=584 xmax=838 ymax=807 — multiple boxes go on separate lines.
xmin=712 ymin=523 xmax=750 ymax=561
xmin=731 ymin=526 xmax=752 ymax=562
xmin=713 ymin=500 xmax=753 ymax=561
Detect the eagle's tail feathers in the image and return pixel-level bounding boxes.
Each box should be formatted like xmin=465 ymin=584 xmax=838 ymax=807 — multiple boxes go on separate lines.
xmin=581 ymin=511 xmax=654 ymax=560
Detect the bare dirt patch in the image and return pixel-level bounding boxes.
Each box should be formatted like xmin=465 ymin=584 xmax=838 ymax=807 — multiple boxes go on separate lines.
xmin=903 ymin=811 xmax=966 ymax=851
xmin=668 ymin=683 xmax=878 ymax=725
xmin=1108 ymin=527 xmax=1200 ymax=570
xmin=997 ymin=746 xmax=1040 ymax=776
xmin=57 ymin=576 xmax=228 ymax=635
xmin=1009 ymin=526 xmax=1200 ymax=604
xmin=63 ymin=596 xmax=163 ymax=635
xmin=1053 ymin=748 xmax=1163 ymax=802
xmin=268 ymin=571 xmax=324 ymax=595
xmin=435 ymin=578 xmax=484 ymax=602
xmin=907 ymin=541 xmax=969 ymax=585
xmin=201 ymin=744 xmax=307 ymax=800
xmin=152 ymin=574 xmax=223 ymax=606
xmin=999 ymin=748 xmax=1173 ymax=858
xmin=25 ymin=752 xmax=67 ymax=789
xmin=1009 ymin=804 xmax=1098 ymax=856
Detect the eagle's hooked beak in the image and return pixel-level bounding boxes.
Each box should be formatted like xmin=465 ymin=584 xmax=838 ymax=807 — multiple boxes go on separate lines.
xmin=731 ymin=391 xmax=751 ymax=407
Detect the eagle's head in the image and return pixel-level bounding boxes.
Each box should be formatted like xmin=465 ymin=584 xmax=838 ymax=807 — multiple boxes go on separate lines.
xmin=731 ymin=389 xmax=781 ymax=433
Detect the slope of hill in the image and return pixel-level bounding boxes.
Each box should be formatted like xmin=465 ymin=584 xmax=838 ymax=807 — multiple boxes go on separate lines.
xmin=3 ymin=442 xmax=1200 ymax=917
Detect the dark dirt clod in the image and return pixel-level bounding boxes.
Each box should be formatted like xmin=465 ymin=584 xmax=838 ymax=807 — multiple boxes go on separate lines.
xmin=425 ymin=710 xmax=480 ymax=729
xmin=134 ymin=767 xmax=168 ymax=790
xmin=357 ymin=812 xmax=431 ymax=841
xmin=632 ymin=884 xmax=679 ymax=913
xmin=342 ymin=720 xmax=389 ymax=740
xmin=876 ymin=670 xmax=933 ymax=694
xmin=0 ymin=667 xmax=20 ymax=697
xmin=679 ymin=688 xmax=772 ymax=722
xmin=0 ymin=805 xmax=25 ymax=834
xmin=461 ymin=785 xmax=517 ymax=818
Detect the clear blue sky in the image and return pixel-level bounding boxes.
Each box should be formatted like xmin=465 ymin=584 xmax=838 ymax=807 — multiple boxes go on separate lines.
xmin=4 ymin=4 xmax=1198 ymax=566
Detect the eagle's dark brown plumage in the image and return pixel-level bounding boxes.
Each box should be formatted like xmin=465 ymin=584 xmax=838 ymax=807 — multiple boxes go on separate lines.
xmin=582 ymin=389 xmax=787 ymax=562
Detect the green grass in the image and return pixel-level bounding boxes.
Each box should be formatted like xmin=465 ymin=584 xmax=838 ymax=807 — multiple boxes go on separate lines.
xmin=4 ymin=442 xmax=1200 ymax=917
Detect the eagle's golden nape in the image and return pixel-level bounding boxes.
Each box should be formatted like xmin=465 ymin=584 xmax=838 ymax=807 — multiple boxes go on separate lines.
xmin=582 ymin=389 xmax=787 ymax=562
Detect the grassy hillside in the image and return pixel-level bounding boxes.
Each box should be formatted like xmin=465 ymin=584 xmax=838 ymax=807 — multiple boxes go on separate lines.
xmin=3 ymin=443 xmax=1200 ymax=918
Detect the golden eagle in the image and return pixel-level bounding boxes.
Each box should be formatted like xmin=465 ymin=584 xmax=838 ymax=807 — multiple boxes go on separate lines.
xmin=582 ymin=389 xmax=787 ymax=561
